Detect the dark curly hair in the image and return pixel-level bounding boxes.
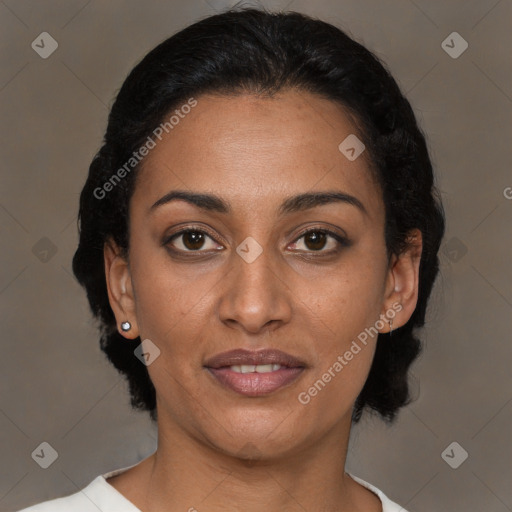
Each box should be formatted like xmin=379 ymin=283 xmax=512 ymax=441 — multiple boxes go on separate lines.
xmin=72 ymin=7 xmax=445 ymax=424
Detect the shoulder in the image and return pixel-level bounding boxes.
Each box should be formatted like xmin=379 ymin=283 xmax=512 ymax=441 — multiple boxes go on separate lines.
xmin=349 ymin=473 xmax=410 ymax=512
xmin=16 ymin=476 xmax=104 ymax=512
xmin=16 ymin=474 xmax=138 ymax=512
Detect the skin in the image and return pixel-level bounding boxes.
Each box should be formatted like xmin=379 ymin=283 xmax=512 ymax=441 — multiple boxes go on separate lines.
xmin=104 ymin=89 xmax=422 ymax=512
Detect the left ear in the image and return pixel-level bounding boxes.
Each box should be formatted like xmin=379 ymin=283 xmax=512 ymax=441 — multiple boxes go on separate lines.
xmin=379 ymin=228 xmax=423 ymax=333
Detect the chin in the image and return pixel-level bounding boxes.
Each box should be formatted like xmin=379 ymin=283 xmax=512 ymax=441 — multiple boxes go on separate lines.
xmin=203 ymin=409 xmax=305 ymax=459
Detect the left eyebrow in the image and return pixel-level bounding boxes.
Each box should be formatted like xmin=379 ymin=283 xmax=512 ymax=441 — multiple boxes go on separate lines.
xmin=149 ymin=190 xmax=368 ymax=217
xmin=279 ymin=191 xmax=368 ymax=217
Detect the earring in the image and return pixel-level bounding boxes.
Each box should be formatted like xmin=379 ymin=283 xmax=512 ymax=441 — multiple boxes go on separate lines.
xmin=121 ymin=321 xmax=132 ymax=332
xmin=388 ymin=319 xmax=393 ymax=336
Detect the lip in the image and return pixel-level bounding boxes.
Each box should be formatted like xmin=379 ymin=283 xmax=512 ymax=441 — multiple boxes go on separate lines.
xmin=204 ymin=348 xmax=307 ymax=397
xmin=204 ymin=348 xmax=307 ymax=369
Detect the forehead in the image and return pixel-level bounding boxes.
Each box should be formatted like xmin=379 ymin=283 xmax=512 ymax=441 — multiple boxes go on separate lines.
xmin=132 ymin=90 xmax=383 ymax=221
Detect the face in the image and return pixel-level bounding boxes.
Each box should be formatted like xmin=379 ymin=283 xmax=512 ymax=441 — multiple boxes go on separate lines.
xmin=105 ymin=90 xmax=421 ymax=460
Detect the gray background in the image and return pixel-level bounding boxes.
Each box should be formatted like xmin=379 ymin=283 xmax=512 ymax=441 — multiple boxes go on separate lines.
xmin=1 ymin=0 xmax=511 ymax=511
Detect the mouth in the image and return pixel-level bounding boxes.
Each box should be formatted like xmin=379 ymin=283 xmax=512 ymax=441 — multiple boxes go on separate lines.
xmin=204 ymin=348 xmax=306 ymax=397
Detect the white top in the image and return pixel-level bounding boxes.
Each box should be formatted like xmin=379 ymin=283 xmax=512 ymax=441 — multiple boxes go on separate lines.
xmin=18 ymin=463 xmax=409 ymax=512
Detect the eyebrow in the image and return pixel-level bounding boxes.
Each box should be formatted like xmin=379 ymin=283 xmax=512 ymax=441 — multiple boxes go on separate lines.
xmin=149 ymin=189 xmax=368 ymax=217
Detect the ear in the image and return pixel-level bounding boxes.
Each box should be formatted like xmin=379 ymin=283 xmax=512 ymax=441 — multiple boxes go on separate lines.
xmin=104 ymin=238 xmax=140 ymax=339
xmin=379 ymin=228 xmax=423 ymax=333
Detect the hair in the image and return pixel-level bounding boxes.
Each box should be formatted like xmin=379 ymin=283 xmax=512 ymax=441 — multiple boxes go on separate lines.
xmin=72 ymin=7 xmax=445 ymax=424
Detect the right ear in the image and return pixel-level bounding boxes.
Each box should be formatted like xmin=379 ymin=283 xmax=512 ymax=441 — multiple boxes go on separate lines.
xmin=104 ymin=238 xmax=139 ymax=339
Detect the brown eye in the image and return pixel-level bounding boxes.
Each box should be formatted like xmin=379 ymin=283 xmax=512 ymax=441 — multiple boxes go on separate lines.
xmin=303 ymin=231 xmax=328 ymax=251
xmin=165 ymin=229 xmax=222 ymax=252
xmin=290 ymin=228 xmax=349 ymax=254
xmin=182 ymin=231 xmax=206 ymax=250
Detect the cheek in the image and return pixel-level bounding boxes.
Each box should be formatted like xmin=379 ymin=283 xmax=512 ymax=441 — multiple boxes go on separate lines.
xmin=128 ymin=243 xmax=211 ymax=349
xmin=292 ymin=248 xmax=386 ymax=404
xmin=298 ymin=283 xmax=380 ymax=389
xmin=128 ymin=250 xmax=212 ymax=411
xmin=293 ymin=265 xmax=385 ymax=424
xmin=297 ymin=253 xmax=386 ymax=344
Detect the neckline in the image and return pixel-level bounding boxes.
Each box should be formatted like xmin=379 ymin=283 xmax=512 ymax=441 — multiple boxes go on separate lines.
xmin=99 ymin=464 xmax=388 ymax=511
xmin=99 ymin=462 xmax=143 ymax=510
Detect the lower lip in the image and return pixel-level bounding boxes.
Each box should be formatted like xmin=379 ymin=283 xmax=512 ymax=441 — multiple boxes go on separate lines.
xmin=206 ymin=367 xmax=304 ymax=396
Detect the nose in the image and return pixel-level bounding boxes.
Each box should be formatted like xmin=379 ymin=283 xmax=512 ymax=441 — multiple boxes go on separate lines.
xmin=217 ymin=242 xmax=293 ymax=335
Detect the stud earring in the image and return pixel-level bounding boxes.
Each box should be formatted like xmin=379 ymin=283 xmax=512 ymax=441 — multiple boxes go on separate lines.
xmin=388 ymin=319 xmax=393 ymax=336
xmin=121 ymin=321 xmax=132 ymax=332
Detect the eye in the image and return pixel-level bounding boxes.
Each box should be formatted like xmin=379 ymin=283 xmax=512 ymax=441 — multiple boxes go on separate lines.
xmin=289 ymin=228 xmax=349 ymax=253
xmin=163 ymin=226 xmax=349 ymax=256
xmin=164 ymin=228 xmax=223 ymax=252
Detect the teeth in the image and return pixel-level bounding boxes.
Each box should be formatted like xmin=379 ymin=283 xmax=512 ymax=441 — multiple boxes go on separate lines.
xmin=229 ymin=364 xmax=282 ymax=373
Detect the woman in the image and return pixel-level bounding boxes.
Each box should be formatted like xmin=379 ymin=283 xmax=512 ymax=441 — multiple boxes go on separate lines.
xmin=19 ymin=7 xmax=445 ymax=512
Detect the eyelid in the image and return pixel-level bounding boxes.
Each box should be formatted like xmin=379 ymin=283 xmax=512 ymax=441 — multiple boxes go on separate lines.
xmin=292 ymin=225 xmax=348 ymax=243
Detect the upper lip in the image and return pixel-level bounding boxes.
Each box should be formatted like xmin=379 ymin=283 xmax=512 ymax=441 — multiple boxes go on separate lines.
xmin=204 ymin=349 xmax=307 ymax=369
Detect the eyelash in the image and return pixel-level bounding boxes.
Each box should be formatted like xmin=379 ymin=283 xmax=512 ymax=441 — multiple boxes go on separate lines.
xmin=163 ymin=225 xmax=350 ymax=256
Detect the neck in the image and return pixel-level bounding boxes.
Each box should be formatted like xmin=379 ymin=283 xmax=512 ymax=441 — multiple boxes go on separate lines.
xmin=120 ymin=412 xmax=379 ymax=512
